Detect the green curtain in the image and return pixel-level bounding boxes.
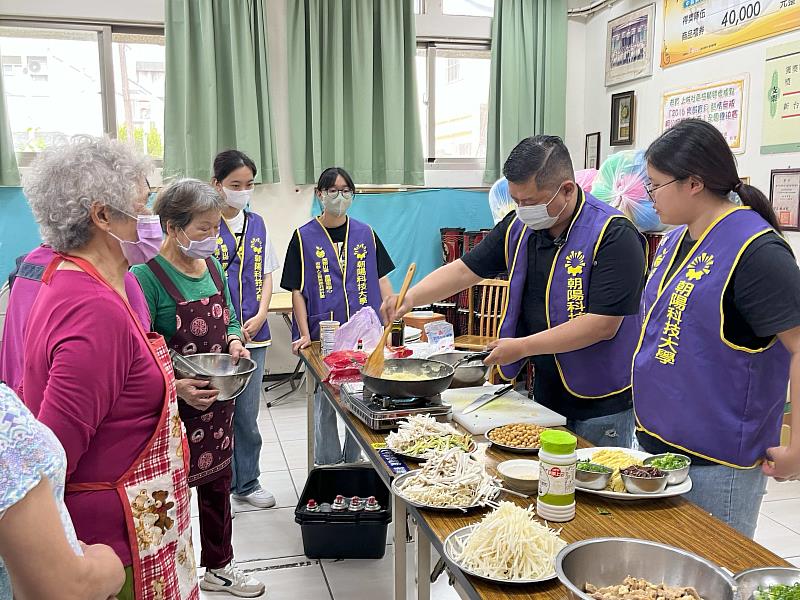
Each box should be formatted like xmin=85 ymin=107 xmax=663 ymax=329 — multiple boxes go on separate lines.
xmin=288 ymin=0 xmax=424 ymax=185
xmin=484 ymin=0 xmax=568 ymax=183
xmin=0 ymin=70 xmax=20 ymax=186
xmin=164 ymin=0 xmax=279 ymax=182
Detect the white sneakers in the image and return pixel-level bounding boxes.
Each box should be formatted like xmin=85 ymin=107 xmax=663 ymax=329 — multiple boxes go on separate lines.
xmin=232 ymin=486 xmax=276 ymax=509
xmin=200 ymin=562 xmax=266 ymax=597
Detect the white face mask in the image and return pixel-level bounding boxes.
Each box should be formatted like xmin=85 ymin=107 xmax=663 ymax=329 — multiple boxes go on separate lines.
xmin=322 ymin=193 xmax=352 ymax=217
xmin=223 ymin=187 xmax=252 ymax=211
xmin=516 ymin=183 xmax=567 ymax=230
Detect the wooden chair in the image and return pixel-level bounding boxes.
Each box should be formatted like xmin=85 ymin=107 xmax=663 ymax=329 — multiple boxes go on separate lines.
xmin=454 ymin=278 xmax=509 ymax=351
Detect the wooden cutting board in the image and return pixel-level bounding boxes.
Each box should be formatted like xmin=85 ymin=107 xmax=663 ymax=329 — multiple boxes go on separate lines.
xmin=444 ymin=385 xmax=567 ymax=435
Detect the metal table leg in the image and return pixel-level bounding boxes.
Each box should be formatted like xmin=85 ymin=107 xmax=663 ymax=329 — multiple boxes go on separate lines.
xmin=417 ymin=524 xmax=431 ymax=600
xmin=306 ymin=373 xmax=315 ymax=474
xmin=393 ymin=493 xmax=408 ymax=600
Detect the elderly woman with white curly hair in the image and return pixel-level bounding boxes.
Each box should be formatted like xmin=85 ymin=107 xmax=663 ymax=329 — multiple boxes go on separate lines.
xmin=132 ymin=179 xmax=265 ymax=598
xmin=22 ymin=137 xmax=200 ymax=600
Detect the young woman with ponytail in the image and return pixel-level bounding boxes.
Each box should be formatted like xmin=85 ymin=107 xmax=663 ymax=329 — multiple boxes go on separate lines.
xmin=632 ymin=119 xmax=800 ymax=537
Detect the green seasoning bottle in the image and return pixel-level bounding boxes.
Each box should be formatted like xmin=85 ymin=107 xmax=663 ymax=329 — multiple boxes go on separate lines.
xmin=536 ymin=430 xmax=577 ymax=522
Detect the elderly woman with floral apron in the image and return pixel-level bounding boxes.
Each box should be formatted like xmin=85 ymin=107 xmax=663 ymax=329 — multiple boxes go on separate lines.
xmin=133 ymin=179 xmax=265 ymax=598
xmin=21 ymin=138 xmax=198 ymax=600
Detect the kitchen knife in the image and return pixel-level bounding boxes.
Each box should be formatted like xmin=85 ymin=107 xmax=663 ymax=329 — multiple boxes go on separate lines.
xmin=461 ymin=384 xmax=515 ymax=414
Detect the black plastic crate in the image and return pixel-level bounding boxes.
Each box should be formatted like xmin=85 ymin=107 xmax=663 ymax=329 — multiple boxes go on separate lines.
xmin=295 ymin=465 xmax=391 ymax=559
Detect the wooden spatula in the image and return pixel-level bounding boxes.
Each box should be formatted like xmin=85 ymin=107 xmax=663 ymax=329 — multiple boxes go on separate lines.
xmin=363 ymin=263 xmax=416 ymax=377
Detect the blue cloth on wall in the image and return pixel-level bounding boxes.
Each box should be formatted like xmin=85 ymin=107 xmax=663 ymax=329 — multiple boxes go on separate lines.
xmin=0 ymin=187 xmax=41 ymax=285
xmin=312 ymin=189 xmax=494 ymax=290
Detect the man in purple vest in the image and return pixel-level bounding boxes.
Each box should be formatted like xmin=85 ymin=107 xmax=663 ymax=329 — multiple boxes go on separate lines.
xmin=382 ymin=136 xmax=646 ymax=447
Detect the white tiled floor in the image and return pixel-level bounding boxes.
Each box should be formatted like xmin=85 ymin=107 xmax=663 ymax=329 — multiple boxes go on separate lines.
xmin=197 ymin=383 xmax=800 ymax=599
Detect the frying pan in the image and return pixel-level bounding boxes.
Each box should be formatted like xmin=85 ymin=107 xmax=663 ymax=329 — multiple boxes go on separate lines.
xmin=361 ymin=352 xmax=490 ymax=398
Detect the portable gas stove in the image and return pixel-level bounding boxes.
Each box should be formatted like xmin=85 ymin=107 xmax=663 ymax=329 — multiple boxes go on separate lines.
xmin=340 ymin=382 xmax=452 ymax=431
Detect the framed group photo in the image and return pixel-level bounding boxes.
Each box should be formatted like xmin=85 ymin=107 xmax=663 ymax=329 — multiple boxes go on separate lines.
xmin=605 ymin=3 xmax=656 ymax=87
xmin=610 ymin=91 xmax=635 ymax=146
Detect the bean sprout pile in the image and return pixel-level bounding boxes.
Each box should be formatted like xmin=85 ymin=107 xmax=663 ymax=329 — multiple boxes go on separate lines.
xmin=386 ymin=414 xmax=473 ymax=459
xmin=449 ymin=501 xmax=566 ymax=581
xmin=394 ymin=448 xmax=500 ymax=508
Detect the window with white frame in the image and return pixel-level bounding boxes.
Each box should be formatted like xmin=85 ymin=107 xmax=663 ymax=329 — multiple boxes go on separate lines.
xmin=415 ymin=0 xmax=492 ymax=165
xmin=0 ymin=22 xmax=165 ymax=163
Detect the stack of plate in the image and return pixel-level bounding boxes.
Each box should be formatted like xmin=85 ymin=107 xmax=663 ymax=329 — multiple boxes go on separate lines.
xmin=404 ymin=326 xmax=422 ymax=344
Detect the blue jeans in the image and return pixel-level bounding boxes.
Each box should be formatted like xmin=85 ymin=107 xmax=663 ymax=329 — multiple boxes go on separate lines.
xmin=683 ymin=463 xmax=766 ymax=539
xmin=567 ymin=408 xmax=634 ymax=448
xmin=314 ymin=387 xmax=361 ymax=465
xmin=231 ymin=345 xmax=266 ymax=495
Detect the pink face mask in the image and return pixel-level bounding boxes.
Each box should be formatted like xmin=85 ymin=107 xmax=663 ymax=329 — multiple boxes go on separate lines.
xmin=108 ymin=213 xmax=163 ymax=265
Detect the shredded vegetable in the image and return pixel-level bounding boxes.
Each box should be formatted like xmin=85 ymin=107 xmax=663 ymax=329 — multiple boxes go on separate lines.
xmin=648 ymin=453 xmax=690 ymax=471
xmin=386 ymin=414 xmax=473 ymax=459
xmin=394 ymin=448 xmax=499 ymax=508
xmin=755 ymin=583 xmax=800 ymax=600
xmin=450 ymin=501 xmax=566 ymax=581
xmin=590 ymin=450 xmax=642 ymax=493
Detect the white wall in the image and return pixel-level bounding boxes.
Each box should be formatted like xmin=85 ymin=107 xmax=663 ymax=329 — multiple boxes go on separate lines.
xmin=566 ymin=1 xmax=800 ymax=254
xmin=0 ymin=0 xmax=164 ymax=24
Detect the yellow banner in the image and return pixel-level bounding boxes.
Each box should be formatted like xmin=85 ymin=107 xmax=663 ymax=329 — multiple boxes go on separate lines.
xmin=661 ymin=0 xmax=800 ymax=68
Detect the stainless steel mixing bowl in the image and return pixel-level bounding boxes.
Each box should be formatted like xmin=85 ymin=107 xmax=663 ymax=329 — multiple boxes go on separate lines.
xmin=734 ymin=567 xmax=800 ymax=599
xmin=429 ymin=351 xmax=490 ymax=388
xmin=556 ymin=538 xmax=738 ymax=600
xmin=172 ymin=353 xmax=257 ymax=401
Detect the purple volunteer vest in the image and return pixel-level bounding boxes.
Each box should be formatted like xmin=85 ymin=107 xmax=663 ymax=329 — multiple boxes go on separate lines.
xmin=498 ymin=191 xmax=645 ymax=398
xmin=292 ymin=217 xmax=383 ymax=341
xmin=633 ymin=207 xmax=790 ymax=468
xmin=215 ymin=211 xmax=272 ymax=343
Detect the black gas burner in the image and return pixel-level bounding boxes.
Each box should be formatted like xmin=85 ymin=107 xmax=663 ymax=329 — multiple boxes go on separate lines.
xmin=369 ymin=392 xmax=443 ymax=410
xmin=340 ymin=382 xmax=451 ymax=430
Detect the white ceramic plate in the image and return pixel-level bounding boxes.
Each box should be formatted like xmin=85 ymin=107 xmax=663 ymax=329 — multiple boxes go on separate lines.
xmin=574 ymin=447 xmax=692 ymax=500
xmin=403 ymin=326 xmax=422 ymax=343
xmin=390 ymin=470 xmax=499 ymax=511
xmin=443 ymin=525 xmax=558 ymax=584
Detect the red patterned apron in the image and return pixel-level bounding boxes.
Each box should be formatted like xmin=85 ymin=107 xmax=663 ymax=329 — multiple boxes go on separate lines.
xmin=146 ymin=258 xmax=234 ymax=487
xmin=46 ymin=255 xmax=198 ymax=600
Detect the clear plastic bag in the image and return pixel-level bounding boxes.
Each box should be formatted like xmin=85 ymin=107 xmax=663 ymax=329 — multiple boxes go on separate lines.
xmin=590 ymin=150 xmax=666 ymax=233
xmin=332 ymin=307 xmax=384 ymax=353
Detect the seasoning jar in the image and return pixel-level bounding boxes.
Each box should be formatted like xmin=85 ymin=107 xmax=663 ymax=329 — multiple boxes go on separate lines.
xmin=390 ymin=320 xmax=405 ymax=347
xmin=536 ymin=429 xmax=577 ymax=522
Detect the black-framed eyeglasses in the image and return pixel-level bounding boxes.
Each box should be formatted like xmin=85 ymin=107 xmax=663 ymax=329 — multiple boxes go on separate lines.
xmin=645 ymin=178 xmax=680 ymax=200
xmin=319 ymin=188 xmax=354 ymax=200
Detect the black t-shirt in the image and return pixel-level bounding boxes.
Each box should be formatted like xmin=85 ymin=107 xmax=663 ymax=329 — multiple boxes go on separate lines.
xmin=638 ymin=230 xmax=800 ymax=462
xmin=461 ymin=193 xmax=647 ymax=421
xmin=280 ymin=220 xmax=395 ymax=291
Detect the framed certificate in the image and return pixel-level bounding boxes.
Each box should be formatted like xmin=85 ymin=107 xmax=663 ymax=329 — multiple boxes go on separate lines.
xmin=585 ymin=132 xmax=601 ymax=169
xmin=611 ymin=91 xmax=636 ymax=146
xmin=770 ymin=169 xmax=800 ymax=231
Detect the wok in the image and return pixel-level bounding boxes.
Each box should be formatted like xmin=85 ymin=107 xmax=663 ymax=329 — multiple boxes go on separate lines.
xmin=362 ymin=358 xmax=455 ymax=398
xmin=361 ymin=352 xmax=489 ymax=398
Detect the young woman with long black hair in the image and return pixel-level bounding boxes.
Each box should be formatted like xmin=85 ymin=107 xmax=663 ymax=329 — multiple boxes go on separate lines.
xmin=633 ymin=119 xmax=800 ymax=538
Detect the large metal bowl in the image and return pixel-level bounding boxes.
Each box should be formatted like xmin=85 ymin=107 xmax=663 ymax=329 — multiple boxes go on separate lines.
xmin=734 ymin=567 xmax=800 ymax=599
xmin=172 ymin=353 xmax=257 ymax=401
xmin=428 ymin=351 xmax=490 ymax=388
xmin=556 ymin=538 xmax=738 ymax=600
